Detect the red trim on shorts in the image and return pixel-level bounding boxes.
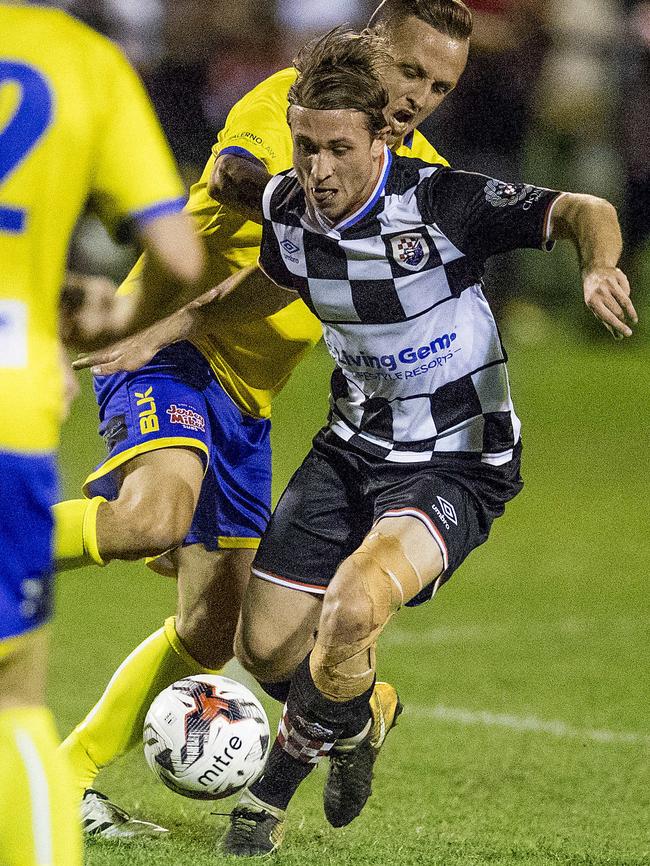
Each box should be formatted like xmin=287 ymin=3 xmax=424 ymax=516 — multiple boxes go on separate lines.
xmin=251 ymin=566 xmax=327 ymax=595
xmin=375 ymin=507 xmax=449 ymax=572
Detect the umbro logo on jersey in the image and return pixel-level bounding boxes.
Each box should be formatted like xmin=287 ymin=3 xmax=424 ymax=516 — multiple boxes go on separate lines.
xmin=280 ymin=239 xmax=299 ymax=255
xmin=432 ymin=496 xmax=458 ymax=529
xmin=390 ymin=233 xmax=430 ymax=271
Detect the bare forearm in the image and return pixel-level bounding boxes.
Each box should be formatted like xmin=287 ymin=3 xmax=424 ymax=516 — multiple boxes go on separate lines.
xmin=549 ymin=193 xmax=637 ymax=339
xmin=550 ymin=193 xmax=622 ymax=272
xmin=186 ymin=266 xmax=297 ymax=338
xmin=208 ymin=154 xmax=270 ymax=223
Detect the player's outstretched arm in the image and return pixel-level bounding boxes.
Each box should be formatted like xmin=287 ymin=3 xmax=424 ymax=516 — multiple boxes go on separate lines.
xmin=208 ymin=154 xmax=270 ymax=222
xmin=61 ymin=213 xmax=206 ymax=351
xmin=111 ymin=210 xmax=206 ymax=341
xmin=549 ymin=194 xmax=638 ymax=339
xmin=72 ymin=266 xmax=297 ymax=375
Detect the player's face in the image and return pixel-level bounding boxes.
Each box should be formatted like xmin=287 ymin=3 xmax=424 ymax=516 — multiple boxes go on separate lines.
xmin=289 ymin=106 xmax=387 ymax=224
xmin=381 ymin=15 xmax=468 ymax=138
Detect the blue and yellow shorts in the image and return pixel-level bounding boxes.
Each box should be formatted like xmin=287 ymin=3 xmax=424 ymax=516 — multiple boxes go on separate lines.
xmin=84 ymin=342 xmax=272 ymax=558
xmin=0 ymin=451 xmax=57 ymax=646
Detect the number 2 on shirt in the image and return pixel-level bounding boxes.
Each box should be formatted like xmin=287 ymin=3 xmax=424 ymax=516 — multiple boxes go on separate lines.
xmin=0 ymin=60 xmax=53 ymax=233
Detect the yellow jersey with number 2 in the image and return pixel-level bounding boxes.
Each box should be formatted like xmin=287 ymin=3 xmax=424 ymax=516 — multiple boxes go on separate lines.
xmin=121 ymin=67 xmax=449 ymax=420
xmin=0 ymin=2 xmax=186 ymax=453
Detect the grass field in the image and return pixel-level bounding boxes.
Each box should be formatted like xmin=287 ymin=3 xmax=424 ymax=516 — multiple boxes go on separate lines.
xmin=52 ymin=331 xmax=649 ymax=866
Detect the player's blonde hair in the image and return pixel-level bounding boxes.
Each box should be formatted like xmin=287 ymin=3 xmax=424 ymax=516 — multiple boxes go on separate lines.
xmin=288 ymin=28 xmax=392 ymax=137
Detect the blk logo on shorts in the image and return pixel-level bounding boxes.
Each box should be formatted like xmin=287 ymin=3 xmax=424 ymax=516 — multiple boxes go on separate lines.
xmin=436 ymin=496 xmax=458 ymax=526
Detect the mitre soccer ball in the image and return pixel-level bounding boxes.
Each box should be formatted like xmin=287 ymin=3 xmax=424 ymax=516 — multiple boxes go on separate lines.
xmin=143 ymin=674 xmax=270 ymax=800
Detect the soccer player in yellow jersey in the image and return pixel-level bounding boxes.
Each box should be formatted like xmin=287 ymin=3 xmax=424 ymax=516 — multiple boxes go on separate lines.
xmin=55 ymin=0 xmax=472 ymax=837
xmin=0 ymin=3 xmax=206 ymax=864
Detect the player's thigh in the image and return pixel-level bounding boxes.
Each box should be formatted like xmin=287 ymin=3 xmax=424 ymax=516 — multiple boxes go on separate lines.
xmin=236 ymin=575 xmax=322 ymax=681
xmin=94 ymin=447 xmax=204 ymax=555
xmin=86 ymin=342 xmax=212 ymax=544
xmin=372 ymin=514 xmax=444 ymax=601
xmin=117 ymin=446 xmax=204 ymax=512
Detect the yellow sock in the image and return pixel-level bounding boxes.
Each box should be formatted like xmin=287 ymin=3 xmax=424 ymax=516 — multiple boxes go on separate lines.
xmin=0 ymin=706 xmax=82 ymax=866
xmin=53 ymin=497 xmax=106 ymax=570
xmin=59 ymin=616 xmax=219 ymax=799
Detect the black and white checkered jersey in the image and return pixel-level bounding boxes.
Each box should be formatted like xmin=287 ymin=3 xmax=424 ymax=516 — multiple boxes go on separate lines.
xmin=260 ymin=148 xmax=561 ymax=465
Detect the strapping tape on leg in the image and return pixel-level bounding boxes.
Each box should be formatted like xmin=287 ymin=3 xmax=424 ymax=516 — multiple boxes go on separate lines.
xmin=311 ymin=531 xmax=425 ymax=702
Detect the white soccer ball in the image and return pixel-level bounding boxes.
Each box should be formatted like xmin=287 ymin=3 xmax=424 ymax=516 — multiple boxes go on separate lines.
xmin=143 ymin=674 xmax=270 ymax=800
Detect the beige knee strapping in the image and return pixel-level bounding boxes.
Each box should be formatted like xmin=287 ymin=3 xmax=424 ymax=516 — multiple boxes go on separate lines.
xmin=311 ymin=531 xmax=426 ymax=701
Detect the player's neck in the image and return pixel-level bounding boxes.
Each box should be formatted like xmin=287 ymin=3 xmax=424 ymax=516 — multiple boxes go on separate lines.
xmin=314 ymin=148 xmax=388 ymax=230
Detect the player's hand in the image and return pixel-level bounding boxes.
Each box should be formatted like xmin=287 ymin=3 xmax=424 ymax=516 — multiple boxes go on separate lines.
xmin=71 ymin=305 xmax=194 ymax=375
xmin=582 ymin=266 xmax=637 ymax=340
xmin=60 ymin=273 xmax=120 ymax=349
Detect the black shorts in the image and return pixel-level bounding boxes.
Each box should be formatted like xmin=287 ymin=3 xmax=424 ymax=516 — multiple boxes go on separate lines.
xmin=253 ymin=428 xmax=523 ymax=606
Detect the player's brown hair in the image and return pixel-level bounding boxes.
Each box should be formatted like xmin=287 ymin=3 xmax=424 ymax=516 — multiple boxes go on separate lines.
xmin=368 ymin=0 xmax=473 ymax=40
xmin=288 ymin=28 xmax=392 ymax=137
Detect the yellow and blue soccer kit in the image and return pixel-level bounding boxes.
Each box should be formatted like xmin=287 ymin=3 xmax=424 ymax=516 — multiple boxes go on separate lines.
xmin=0 ymin=5 xmax=185 ymax=861
xmin=84 ymin=67 xmax=450 ymax=555
xmin=0 ymin=1 xmax=185 ymax=642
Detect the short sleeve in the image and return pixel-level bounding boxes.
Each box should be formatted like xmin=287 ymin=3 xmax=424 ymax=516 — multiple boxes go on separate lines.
xmin=90 ymin=40 xmax=185 ymax=227
xmin=420 ymin=169 xmax=562 ymax=264
xmin=213 ymin=69 xmax=295 ymax=175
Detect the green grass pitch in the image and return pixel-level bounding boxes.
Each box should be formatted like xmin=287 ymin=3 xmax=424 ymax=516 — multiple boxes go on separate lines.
xmin=52 ymin=334 xmax=649 ymax=866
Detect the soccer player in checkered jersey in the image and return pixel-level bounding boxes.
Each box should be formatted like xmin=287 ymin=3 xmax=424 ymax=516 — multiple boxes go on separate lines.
xmin=209 ymin=28 xmax=637 ymax=855
xmin=56 ymin=0 xmax=473 ymax=840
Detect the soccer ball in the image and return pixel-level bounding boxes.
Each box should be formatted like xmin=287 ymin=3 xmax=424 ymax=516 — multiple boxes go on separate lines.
xmin=143 ymin=674 xmax=270 ymax=800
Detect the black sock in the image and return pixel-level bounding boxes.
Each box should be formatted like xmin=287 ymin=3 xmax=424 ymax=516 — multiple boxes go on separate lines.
xmin=258 ymin=679 xmax=291 ymax=703
xmin=249 ymin=655 xmax=372 ymax=810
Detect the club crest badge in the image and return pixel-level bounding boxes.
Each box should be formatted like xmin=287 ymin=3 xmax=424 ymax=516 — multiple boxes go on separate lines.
xmin=390 ymin=233 xmax=430 ymax=271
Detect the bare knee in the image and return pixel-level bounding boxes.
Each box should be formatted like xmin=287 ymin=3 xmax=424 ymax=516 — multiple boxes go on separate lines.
xmin=234 ymin=622 xmax=289 ymax=682
xmin=318 ymin=559 xmax=374 ymax=647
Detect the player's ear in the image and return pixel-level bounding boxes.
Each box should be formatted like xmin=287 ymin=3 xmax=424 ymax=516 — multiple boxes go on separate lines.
xmin=371 ymin=126 xmax=391 ymax=157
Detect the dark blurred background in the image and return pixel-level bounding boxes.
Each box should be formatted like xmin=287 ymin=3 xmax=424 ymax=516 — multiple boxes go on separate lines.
xmin=44 ymin=0 xmax=648 ymax=342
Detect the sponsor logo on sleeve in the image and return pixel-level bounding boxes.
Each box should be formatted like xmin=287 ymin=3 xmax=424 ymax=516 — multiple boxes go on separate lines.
xmin=484 ymin=179 xmax=535 ymax=208
xmin=390 ymin=233 xmax=430 ymax=271
xmin=280 ymin=238 xmax=300 ymax=264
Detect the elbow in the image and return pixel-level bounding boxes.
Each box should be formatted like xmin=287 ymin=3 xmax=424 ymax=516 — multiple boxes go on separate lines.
xmin=208 ymin=155 xmax=235 ymax=202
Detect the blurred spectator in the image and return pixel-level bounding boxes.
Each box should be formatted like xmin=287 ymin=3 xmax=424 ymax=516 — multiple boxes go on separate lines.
xmin=620 ymin=2 xmax=650 ymax=256
xmin=523 ymin=0 xmax=628 ymax=337
xmin=422 ymin=0 xmax=551 ymax=328
xmin=275 ymin=0 xmax=367 ymax=55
